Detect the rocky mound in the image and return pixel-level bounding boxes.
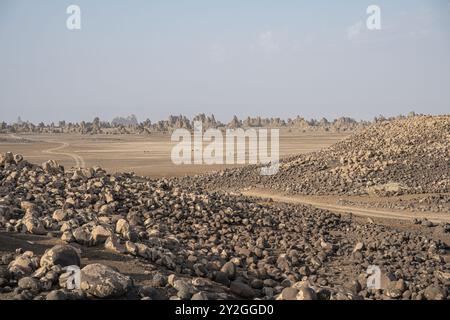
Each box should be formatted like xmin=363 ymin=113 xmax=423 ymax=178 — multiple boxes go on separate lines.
xmin=182 ymin=115 xmax=450 ymax=196
xmin=0 ymin=153 xmax=449 ymax=300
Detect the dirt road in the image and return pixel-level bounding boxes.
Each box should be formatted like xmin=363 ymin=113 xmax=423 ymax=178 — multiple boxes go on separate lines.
xmin=243 ymin=189 xmax=450 ymax=224
xmin=9 ymin=133 xmax=85 ymax=168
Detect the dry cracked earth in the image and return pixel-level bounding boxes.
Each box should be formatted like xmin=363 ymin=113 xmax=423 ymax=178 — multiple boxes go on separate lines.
xmin=0 ymin=115 xmax=449 ymax=301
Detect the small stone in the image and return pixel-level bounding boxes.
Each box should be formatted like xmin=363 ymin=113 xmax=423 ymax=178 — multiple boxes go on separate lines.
xmin=424 ymin=285 xmax=447 ymax=300
xmin=192 ymin=277 xmax=208 ymax=287
xmin=191 ymin=292 xmax=208 ymax=300
xmin=46 ymin=289 xmax=68 ymax=300
xmin=394 ymin=279 xmax=406 ymax=292
xmin=152 ymin=273 xmax=167 ymax=287
xmin=296 ymin=286 xmax=317 ymax=300
xmin=230 ymin=281 xmax=255 ymax=299
xmin=214 ymin=271 xmax=230 ymax=286
xmin=105 ymin=235 xmax=126 ymax=254
xmin=45 ymin=270 xmax=60 ymax=283
xmin=115 ymin=219 xmax=129 ymax=234
xmin=139 ymin=286 xmax=167 ymax=300
xmin=220 ymin=261 xmax=236 ymax=279
xmin=116 ymin=218 xmax=133 ymax=239
xmin=353 ymin=242 xmax=365 ymax=253
xmin=386 ymin=288 xmax=403 ymax=299
xmin=52 ymin=209 xmax=68 ymax=222
xmin=91 ymin=225 xmax=112 ymax=244
xmin=299 ymin=266 xmax=311 ymax=276
xmin=421 ymin=219 xmax=434 ymax=227
xmin=173 ymin=280 xmax=194 ymax=300
xmin=2 ymin=253 xmax=14 ymax=265
xmin=344 ymin=280 xmax=362 ymax=295
xmin=135 ymin=243 xmax=150 ymax=258
xmin=24 ymin=218 xmax=46 ymax=235
xmin=4 ymin=152 xmax=14 ymax=164
xmin=281 ymin=287 xmax=298 ymax=300
xmin=18 ymin=277 xmax=40 ymax=293
xmin=8 ymin=252 xmax=38 ymax=277
xmin=14 ymin=290 xmax=34 ymax=300
xmin=73 ymin=227 xmax=93 ymax=245
xmin=168 ymin=274 xmax=177 ymax=286
xmin=280 ymin=279 xmax=292 ymax=287
xmin=61 ymin=231 xmax=75 ymax=242
xmin=250 ymin=278 xmax=263 ymax=289
xmin=14 ymin=153 xmax=23 ymax=163
xmin=263 ymin=287 xmax=274 ymax=298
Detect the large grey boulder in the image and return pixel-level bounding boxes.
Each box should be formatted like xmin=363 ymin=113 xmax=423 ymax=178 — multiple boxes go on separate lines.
xmin=80 ymin=263 xmax=132 ymax=298
xmin=40 ymin=245 xmax=81 ymax=268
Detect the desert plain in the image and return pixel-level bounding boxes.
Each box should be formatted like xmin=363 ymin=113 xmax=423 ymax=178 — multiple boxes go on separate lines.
xmin=0 ymin=115 xmax=448 ymax=301
xmin=0 ymin=131 xmax=348 ymax=177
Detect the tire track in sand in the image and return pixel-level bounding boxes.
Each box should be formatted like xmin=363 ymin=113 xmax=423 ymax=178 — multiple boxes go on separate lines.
xmin=243 ymin=189 xmax=450 ymax=224
xmin=8 ymin=134 xmax=85 ymax=168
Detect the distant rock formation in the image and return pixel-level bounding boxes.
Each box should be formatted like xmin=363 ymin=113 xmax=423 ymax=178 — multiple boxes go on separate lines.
xmin=111 ymin=115 xmax=138 ymax=126
xmin=4 ymin=112 xmax=430 ymax=135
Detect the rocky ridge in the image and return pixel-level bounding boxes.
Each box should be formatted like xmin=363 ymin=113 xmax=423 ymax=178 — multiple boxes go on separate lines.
xmin=179 ymin=115 xmax=450 ymax=197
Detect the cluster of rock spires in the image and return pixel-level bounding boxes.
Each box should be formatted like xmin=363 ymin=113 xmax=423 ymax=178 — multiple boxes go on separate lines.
xmin=0 ymin=150 xmax=448 ymax=300
xmin=2 ymin=113 xmax=369 ymax=135
xmin=182 ymin=115 xmax=450 ymax=197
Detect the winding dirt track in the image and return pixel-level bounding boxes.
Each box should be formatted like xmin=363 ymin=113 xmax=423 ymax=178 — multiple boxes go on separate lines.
xmin=243 ymin=189 xmax=450 ymax=224
xmin=8 ymin=134 xmax=85 ymax=168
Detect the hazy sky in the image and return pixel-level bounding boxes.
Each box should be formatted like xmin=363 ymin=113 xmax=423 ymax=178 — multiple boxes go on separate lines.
xmin=1 ymin=0 xmax=449 ymax=123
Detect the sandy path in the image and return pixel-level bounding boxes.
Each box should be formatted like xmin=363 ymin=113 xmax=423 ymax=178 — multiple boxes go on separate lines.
xmin=9 ymin=133 xmax=85 ymax=168
xmin=243 ymin=189 xmax=450 ymax=224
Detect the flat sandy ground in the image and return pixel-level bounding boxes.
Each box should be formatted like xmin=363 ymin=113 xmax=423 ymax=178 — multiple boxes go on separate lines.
xmin=0 ymin=132 xmax=348 ymax=178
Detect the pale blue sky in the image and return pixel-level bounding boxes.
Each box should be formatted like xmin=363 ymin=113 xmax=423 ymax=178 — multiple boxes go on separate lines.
xmin=0 ymin=0 xmax=449 ymax=123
